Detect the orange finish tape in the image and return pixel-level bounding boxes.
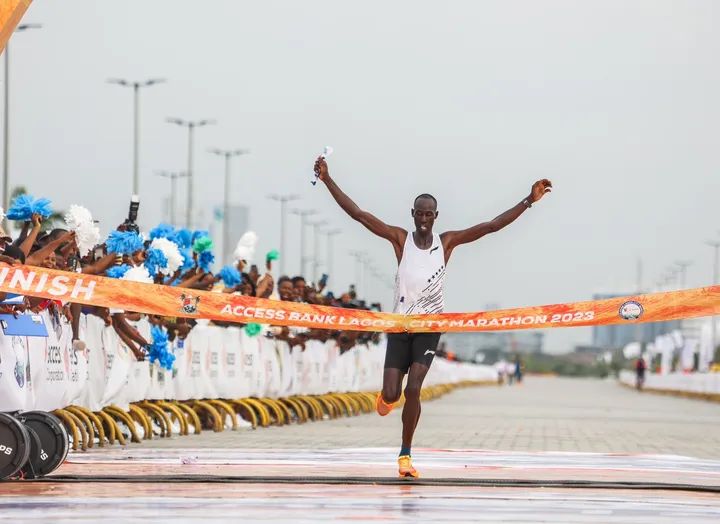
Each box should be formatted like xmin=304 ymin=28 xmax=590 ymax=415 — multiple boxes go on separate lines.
xmin=0 ymin=264 xmax=718 ymax=333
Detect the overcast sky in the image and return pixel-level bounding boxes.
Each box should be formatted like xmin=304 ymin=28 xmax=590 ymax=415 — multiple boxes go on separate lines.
xmin=5 ymin=0 xmax=719 ymax=352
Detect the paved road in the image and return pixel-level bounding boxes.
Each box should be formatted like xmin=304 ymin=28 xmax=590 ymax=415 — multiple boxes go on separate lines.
xmin=139 ymin=377 xmax=720 ymax=458
xmin=14 ymin=377 xmax=719 ymax=523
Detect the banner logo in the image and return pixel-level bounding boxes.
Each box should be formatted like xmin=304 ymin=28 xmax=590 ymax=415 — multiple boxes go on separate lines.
xmin=619 ymin=300 xmax=643 ymax=320
xmin=180 ymin=293 xmax=200 ymax=314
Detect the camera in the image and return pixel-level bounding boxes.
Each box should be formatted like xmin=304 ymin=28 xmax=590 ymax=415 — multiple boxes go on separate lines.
xmin=67 ymin=255 xmax=79 ymax=272
xmin=123 ymin=195 xmax=140 ymax=234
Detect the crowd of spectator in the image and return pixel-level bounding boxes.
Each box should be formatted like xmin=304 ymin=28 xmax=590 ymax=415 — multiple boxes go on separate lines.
xmin=0 ymin=193 xmax=383 ymax=367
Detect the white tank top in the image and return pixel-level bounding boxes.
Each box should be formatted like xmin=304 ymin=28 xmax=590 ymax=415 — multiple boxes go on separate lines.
xmin=393 ymin=232 xmax=446 ymax=315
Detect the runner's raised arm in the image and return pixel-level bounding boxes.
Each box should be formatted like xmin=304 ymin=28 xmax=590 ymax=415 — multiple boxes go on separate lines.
xmin=441 ymin=179 xmax=552 ymax=261
xmin=315 ymin=157 xmax=406 ymax=261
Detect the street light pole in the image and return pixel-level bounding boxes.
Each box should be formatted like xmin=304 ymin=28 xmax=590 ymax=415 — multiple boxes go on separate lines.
xmin=2 ymin=39 xmax=8 ymax=220
xmin=267 ymin=194 xmax=300 ymax=276
xmin=308 ymin=219 xmax=328 ymax=283
xmin=166 ymin=117 xmax=215 ymax=228
xmin=675 ymin=260 xmax=692 ymax=289
xmin=2 ymin=23 xmax=41 ymax=225
xmin=324 ymin=228 xmax=342 ymax=288
xmin=108 ymin=77 xmax=165 ymax=196
xmin=348 ymin=250 xmax=367 ymax=297
xmin=209 ymin=148 xmax=249 ymax=264
xmin=707 ymin=240 xmax=720 ymax=361
xmin=155 ymin=171 xmax=188 ymax=225
xmin=368 ymin=264 xmax=384 ymax=303
xmin=674 ymin=260 xmax=692 ymax=336
xmin=664 ymin=266 xmax=679 ymax=289
xmin=290 ymin=209 xmax=316 ymax=278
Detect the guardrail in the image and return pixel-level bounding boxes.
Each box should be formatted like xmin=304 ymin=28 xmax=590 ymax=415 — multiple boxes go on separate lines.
xmin=1 ymin=311 xmax=497 ymax=478
xmin=618 ymin=370 xmax=720 ymax=402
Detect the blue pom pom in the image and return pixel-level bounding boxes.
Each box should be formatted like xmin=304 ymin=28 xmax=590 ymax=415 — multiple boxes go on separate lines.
xmin=7 ymin=194 xmax=53 ymax=220
xmin=149 ymin=223 xmax=174 ymax=240
xmin=179 ymin=247 xmax=195 ymax=272
xmin=198 ymin=250 xmax=215 ymax=273
xmin=171 ymin=228 xmax=193 ymax=248
xmin=144 ymin=248 xmax=168 ymax=277
xmin=106 ymin=230 xmax=144 ymax=255
xmin=106 ymin=264 xmax=130 ymax=279
xmin=192 ymin=230 xmax=209 ymax=243
xmin=219 ymin=265 xmax=241 ymax=287
xmin=160 ymin=351 xmax=176 ymax=370
xmin=148 ymin=326 xmax=174 ymax=371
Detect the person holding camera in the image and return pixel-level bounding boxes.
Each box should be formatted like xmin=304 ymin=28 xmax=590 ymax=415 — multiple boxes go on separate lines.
xmin=314 ymin=156 xmax=551 ymax=478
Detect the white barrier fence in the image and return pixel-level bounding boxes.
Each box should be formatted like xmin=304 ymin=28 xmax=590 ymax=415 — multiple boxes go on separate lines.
xmin=619 ymin=370 xmax=720 ymax=395
xmin=0 ymin=312 xmax=497 ymax=414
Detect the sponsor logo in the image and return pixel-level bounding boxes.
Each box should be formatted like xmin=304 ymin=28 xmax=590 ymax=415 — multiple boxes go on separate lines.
xmin=429 ymin=246 xmax=439 ymax=254
xmin=619 ymin=300 xmax=643 ymax=320
xmin=14 ymin=363 xmax=23 ymax=387
xmin=180 ymin=293 xmax=200 ymax=314
xmin=424 ymin=349 xmax=436 ymax=356
xmin=12 ymin=337 xmax=25 ymax=388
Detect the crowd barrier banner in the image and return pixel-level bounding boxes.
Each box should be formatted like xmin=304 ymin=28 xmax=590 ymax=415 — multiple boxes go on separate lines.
xmin=1 ymin=264 xmax=719 ymax=333
xmin=0 ymin=311 xmax=497 ymax=414
xmin=619 ymin=370 xmax=720 ymax=396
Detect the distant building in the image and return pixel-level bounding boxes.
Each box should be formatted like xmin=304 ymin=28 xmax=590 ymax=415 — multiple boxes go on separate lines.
xmin=442 ymin=331 xmax=544 ymax=363
xmin=574 ymin=345 xmax=605 ymax=355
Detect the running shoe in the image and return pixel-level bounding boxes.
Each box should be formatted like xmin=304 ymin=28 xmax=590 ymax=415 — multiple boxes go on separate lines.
xmin=398 ymin=455 xmax=419 ymax=478
xmin=375 ymin=392 xmax=395 ymax=416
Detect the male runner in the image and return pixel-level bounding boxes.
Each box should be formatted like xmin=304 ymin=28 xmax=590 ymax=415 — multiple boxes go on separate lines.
xmin=314 ymin=157 xmax=551 ymax=477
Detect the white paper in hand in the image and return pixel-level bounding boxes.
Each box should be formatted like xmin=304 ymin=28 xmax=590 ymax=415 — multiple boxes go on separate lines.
xmin=312 ymin=146 xmax=334 ymax=185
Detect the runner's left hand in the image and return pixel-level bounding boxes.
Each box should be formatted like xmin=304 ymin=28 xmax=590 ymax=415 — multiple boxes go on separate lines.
xmin=530 ymin=179 xmax=552 ymax=203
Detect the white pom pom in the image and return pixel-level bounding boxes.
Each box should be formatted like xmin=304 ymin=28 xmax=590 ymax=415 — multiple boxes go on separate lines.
xmin=0 ymin=207 xmax=5 ymax=222
xmin=121 ymin=265 xmax=154 ymax=284
xmin=64 ymin=205 xmax=101 ymax=257
xmin=233 ymin=231 xmax=258 ymax=262
xmin=150 ymin=237 xmax=183 ymax=275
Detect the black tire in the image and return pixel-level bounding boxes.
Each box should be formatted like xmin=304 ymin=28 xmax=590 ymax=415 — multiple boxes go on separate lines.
xmin=0 ymin=412 xmax=31 ymax=480
xmin=17 ymin=411 xmax=69 ymax=478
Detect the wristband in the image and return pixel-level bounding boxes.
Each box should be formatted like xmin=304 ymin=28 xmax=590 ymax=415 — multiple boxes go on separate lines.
xmin=522 ymin=198 xmax=532 ymax=209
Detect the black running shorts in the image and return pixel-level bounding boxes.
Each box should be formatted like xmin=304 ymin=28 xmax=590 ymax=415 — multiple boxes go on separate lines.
xmin=384 ymin=332 xmax=442 ymax=372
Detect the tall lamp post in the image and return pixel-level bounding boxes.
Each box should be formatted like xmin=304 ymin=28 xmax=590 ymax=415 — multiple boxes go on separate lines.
xmin=3 ymin=23 xmax=42 ymax=224
xmin=290 ymin=209 xmax=317 ymax=278
xmin=166 ymin=117 xmax=215 ymax=227
xmin=267 ymin=193 xmax=299 ymax=276
xmin=707 ymin=240 xmax=720 ymax=363
xmin=674 ymin=260 xmax=692 ymax=334
xmin=675 ymin=260 xmax=692 ymax=289
xmin=323 ymin=228 xmax=342 ymax=288
xmin=308 ymin=219 xmax=328 ymax=283
xmin=108 ymin=77 xmax=165 ymax=196
xmin=348 ymin=250 xmax=367 ymax=297
xmin=209 ymin=148 xmax=249 ymax=264
xmin=155 ymin=171 xmax=188 ymax=225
